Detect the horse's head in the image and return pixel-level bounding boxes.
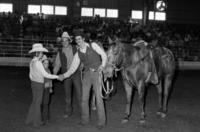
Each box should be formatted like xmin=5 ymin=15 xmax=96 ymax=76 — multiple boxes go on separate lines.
xmin=104 ymin=39 xmax=122 ymax=79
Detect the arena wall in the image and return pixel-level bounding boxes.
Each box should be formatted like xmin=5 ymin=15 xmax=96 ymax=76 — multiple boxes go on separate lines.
xmin=0 ymin=57 xmax=200 ymax=70
xmin=1 ymin=0 xmax=200 ymax=24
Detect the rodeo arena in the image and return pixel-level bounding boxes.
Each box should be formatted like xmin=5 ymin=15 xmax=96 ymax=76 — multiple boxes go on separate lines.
xmin=1 ymin=0 xmax=200 ymax=132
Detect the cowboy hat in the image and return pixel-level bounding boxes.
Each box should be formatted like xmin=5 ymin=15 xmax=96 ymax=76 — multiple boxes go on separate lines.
xmin=61 ymin=31 xmax=72 ymax=41
xmin=29 ymin=43 xmax=48 ymax=53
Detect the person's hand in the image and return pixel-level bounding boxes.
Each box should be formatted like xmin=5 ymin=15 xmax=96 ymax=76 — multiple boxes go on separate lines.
xmin=57 ymin=74 xmax=65 ymax=81
xmin=49 ymin=88 xmax=53 ymax=93
xmin=98 ymin=65 xmax=104 ymax=73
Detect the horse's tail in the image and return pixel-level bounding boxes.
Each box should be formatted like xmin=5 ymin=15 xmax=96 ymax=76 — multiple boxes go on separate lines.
xmin=161 ymin=47 xmax=174 ymax=60
xmin=161 ymin=47 xmax=176 ymax=73
xmin=152 ymin=47 xmax=175 ymax=75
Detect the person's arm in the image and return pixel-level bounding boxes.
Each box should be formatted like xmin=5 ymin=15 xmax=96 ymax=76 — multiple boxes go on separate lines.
xmin=91 ymin=42 xmax=107 ymax=68
xmin=29 ymin=61 xmax=33 ymax=80
xmin=63 ymin=52 xmax=80 ymax=78
xmin=134 ymin=40 xmax=148 ymax=46
xmin=36 ymin=61 xmax=58 ymax=79
xmin=53 ymin=52 xmax=61 ymax=75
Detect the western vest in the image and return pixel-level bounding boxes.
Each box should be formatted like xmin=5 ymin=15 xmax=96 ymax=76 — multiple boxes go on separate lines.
xmin=59 ymin=45 xmax=77 ymax=73
xmin=78 ymin=43 xmax=101 ymax=71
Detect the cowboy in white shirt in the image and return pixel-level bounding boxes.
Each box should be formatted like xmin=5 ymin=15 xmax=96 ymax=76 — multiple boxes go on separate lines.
xmin=58 ymin=32 xmax=107 ymax=129
xmin=25 ymin=43 xmax=58 ymax=127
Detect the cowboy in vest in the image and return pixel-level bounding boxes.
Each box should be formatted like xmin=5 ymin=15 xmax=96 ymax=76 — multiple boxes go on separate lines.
xmin=53 ymin=32 xmax=82 ymax=118
xmin=26 ymin=43 xmax=58 ymax=127
xmin=58 ymin=32 xmax=107 ymax=129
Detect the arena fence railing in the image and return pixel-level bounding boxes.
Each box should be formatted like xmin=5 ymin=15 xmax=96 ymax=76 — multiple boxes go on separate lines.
xmin=0 ymin=38 xmax=200 ymax=69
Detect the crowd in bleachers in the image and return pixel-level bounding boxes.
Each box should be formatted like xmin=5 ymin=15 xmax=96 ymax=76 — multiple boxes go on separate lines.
xmin=0 ymin=12 xmax=70 ymax=40
xmin=57 ymin=15 xmax=200 ymax=61
xmin=1 ymin=13 xmax=200 ymax=61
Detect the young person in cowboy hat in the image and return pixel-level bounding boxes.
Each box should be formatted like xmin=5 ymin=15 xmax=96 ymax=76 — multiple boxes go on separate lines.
xmin=25 ymin=43 xmax=58 ymax=127
xmin=53 ymin=31 xmax=82 ymax=118
xmin=58 ymin=32 xmax=107 ymax=129
xmin=41 ymin=55 xmax=54 ymax=124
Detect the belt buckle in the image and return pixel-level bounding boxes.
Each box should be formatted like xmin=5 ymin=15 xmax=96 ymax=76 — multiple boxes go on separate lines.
xmin=90 ymin=68 xmax=95 ymax=72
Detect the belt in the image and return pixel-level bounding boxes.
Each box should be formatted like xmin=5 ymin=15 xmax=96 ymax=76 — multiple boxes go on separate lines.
xmin=89 ymin=68 xmax=97 ymax=72
xmin=82 ymin=68 xmax=98 ymax=72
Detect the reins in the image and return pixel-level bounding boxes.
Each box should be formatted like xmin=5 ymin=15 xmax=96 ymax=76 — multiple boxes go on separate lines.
xmin=111 ymin=47 xmax=151 ymax=75
xmin=81 ymin=69 xmax=114 ymax=99
xmin=132 ymin=51 xmax=151 ymax=68
xmin=99 ymin=70 xmax=114 ymax=99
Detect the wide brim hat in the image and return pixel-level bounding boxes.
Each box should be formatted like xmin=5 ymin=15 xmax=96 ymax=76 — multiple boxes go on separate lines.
xmin=29 ymin=43 xmax=48 ymax=53
xmin=61 ymin=31 xmax=72 ymax=42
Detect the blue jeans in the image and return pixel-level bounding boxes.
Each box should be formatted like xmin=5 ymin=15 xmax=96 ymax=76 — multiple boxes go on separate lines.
xmin=26 ymin=81 xmax=44 ymax=126
xmin=63 ymin=71 xmax=82 ymax=115
xmin=42 ymin=87 xmax=51 ymax=122
xmin=81 ymin=70 xmax=106 ymax=126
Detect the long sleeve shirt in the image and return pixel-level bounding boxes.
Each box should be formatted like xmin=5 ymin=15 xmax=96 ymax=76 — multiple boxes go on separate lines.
xmin=53 ymin=52 xmax=61 ymax=74
xmin=53 ymin=46 xmax=74 ymax=74
xmin=29 ymin=57 xmax=58 ymax=83
xmin=63 ymin=42 xmax=107 ymax=78
xmin=44 ymin=67 xmax=53 ymax=88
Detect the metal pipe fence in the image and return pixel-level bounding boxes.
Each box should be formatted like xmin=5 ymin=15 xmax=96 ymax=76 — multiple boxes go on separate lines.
xmin=0 ymin=38 xmax=200 ymax=62
xmin=0 ymin=38 xmax=60 ymax=58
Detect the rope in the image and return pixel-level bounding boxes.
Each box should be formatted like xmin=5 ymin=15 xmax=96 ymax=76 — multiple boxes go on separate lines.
xmin=99 ymin=71 xmax=114 ymax=99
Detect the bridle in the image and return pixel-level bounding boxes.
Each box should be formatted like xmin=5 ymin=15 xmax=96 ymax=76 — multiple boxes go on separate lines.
xmin=107 ymin=39 xmax=132 ymax=73
xmin=107 ymin=43 xmax=152 ymax=80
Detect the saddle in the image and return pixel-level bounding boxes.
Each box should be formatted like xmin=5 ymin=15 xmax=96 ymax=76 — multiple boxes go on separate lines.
xmin=135 ymin=45 xmax=158 ymax=84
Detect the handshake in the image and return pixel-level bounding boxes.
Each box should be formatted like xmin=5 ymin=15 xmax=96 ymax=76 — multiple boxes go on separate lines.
xmin=57 ymin=74 xmax=65 ymax=81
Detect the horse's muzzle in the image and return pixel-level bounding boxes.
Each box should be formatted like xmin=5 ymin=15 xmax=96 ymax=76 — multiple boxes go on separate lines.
xmin=103 ymin=65 xmax=115 ymax=79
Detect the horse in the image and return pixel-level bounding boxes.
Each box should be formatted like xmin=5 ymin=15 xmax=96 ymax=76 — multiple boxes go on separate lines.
xmin=104 ymin=39 xmax=176 ymax=123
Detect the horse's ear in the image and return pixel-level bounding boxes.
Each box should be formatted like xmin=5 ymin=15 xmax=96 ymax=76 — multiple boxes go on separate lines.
xmin=115 ymin=36 xmax=120 ymax=42
xmin=108 ymin=36 xmax=117 ymax=47
xmin=113 ymin=36 xmax=122 ymax=45
xmin=108 ymin=36 xmax=114 ymax=45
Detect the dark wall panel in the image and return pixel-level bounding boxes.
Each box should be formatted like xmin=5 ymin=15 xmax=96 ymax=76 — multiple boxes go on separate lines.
xmin=13 ymin=0 xmax=27 ymax=13
xmin=1 ymin=0 xmax=200 ymax=24
xmin=87 ymin=0 xmax=118 ymax=8
xmin=0 ymin=0 xmax=12 ymax=2
xmin=118 ymin=0 xmax=131 ymax=19
xmin=28 ymin=0 xmax=70 ymax=5
xmin=0 ymin=0 xmax=73 ymax=16
xmin=131 ymin=0 xmax=144 ymax=9
xmin=167 ymin=0 xmax=200 ymax=24
xmin=0 ymin=0 xmax=70 ymax=5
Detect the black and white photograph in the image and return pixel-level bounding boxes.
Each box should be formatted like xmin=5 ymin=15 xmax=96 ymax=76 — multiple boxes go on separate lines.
xmin=0 ymin=0 xmax=200 ymax=132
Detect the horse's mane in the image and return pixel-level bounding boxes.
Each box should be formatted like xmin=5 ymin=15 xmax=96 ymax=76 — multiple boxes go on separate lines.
xmin=115 ymin=41 xmax=142 ymax=67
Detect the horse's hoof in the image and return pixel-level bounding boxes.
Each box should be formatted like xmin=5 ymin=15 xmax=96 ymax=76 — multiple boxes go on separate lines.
xmin=156 ymin=111 xmax=162 ymax=115
xmin=157 ymin=111 xmax=167 ymax=118
xmin=121 ymin=119 xmax=129 ymax=124
xmin=139 ymin=119 xmax=146 ymax=124
xmin=160 ymin=112 xmax=167 ymax=118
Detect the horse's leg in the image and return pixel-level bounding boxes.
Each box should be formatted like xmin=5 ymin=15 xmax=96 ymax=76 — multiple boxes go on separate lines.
xmin=137 ymin=81 xmax=146 ymax=123
xmin=156 ymin=81 xmax=164 ymax=116
xmin=162 ymin=75 xmax=172 ymax=118
xmin=121 ymin=81 xmax=133 ymax=124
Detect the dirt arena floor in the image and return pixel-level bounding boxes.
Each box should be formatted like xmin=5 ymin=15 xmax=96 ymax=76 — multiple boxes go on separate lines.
xmin=0 ymin=66 xmax=200 ymax=132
